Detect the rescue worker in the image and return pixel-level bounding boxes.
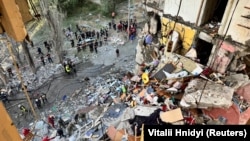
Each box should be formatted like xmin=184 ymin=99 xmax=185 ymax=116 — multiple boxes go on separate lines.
xmin=65 ymin=64 xmax=71 ymax=74
xmin=18 ymin=104 xmax=28 ymax=115
xmin=42 ymin=93 xmax=48 ymax=103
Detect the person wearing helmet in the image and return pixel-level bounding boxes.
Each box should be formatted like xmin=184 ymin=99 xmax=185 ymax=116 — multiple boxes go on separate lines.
xmin=35 ymin=98 xmax=42 ymax=109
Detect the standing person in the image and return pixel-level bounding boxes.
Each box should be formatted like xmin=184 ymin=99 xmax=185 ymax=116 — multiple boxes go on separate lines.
xmin=41 ymin=56 xmax=45 ymax=66
xmin=7 ymin=67 xmax=14 ymax=77
xmin=108 ymin=22 xmax=112 ymax=29
xmin=35 ymin=98 xmax=42 ymax=109
xmin=66 ymin=122 xmax=76 ymax=137
xmin=39 ymin=96 xmax=44 ymax=105
xmin=37 ymin=47 xmax=43 ymax=55
xmin=94 ymin=40 xmax=98 ymax=54
xmin=65 ymin=64 xmax=71 ymax=74
xmin=89 ymin=42 xmax=94 ymax=53
xmin=96 ymin=31 xmax=100 ymax=39
xmin=116 ymin=48 xmax=120 ymax=57
xmin=113 ymin=23 xmax=116 ymax=30
xmin=56 ymin=128 xmax=66 ymax=139
xmin=70 ymin=39 xmax=74 ymax=47
xmin=58 ymin=117 xmax=66 ymax=129
xmin=104 ymin=36 xmax=107 ymax=45
xmin=18 ymin=104 xmax=28 ymax=116
xmin=42 ymin=93 xmax=48 ymax=103
xmin=112 ymin=11 xmax=115 ymax=19
xmin=48 ymin=115 xmax=55 ymax=128
xmin=47 ymin=53 xmax=53 ymax=63
xmin=44 ymin=41 xmax=51 ymax=52
xmin=74 ymin=114 xmax=79 ymax=124
xmin=1 ymin=92 xmax=10 ymax=103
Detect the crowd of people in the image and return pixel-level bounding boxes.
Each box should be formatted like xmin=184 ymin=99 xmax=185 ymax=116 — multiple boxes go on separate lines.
xmin=62 ymin=13 xmax=137 ymax=57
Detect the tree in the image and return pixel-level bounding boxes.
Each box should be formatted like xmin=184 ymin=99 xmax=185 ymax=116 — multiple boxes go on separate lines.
xmin=100 ymin=0 xmax=116 ymax=16
xmin=40 ymin=0 xmax=64 ymax=63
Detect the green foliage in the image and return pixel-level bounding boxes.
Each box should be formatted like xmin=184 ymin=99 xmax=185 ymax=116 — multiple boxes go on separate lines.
xmin=58 ymin=0 xmax=94 ymax=16
xmin=100 ymin=0 xmax=127 ymax=17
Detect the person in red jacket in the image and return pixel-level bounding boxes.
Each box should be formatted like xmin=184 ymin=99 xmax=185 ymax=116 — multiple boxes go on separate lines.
xmin=22 ymin=128 xmax=30 ymax=137
xmin=48 ymin=115 xmax=55 ymax=128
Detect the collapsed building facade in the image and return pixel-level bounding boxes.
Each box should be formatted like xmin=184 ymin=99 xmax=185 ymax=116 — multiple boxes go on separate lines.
xmin=140 ymin=0 xmax=250 ymax=73
xmin=1 ymin=0 xmax=250 ymax=141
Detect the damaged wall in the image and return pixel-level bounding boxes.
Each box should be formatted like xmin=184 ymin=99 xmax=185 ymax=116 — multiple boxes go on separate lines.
xmin=219 ymin=0 xmax=250 ymax=45
xmin=163 ymin=0 xmax=203 ymax=25
xmin=161 ymin=17 xmax=197 ymax=54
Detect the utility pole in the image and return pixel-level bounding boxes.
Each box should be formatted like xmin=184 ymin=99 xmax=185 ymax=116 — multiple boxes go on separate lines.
xmin=128 ymin=0 xmax=130 ymax=40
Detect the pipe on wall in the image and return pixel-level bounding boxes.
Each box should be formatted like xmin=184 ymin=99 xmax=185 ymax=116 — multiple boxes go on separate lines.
xmin=195 ymin=0 xmax=205 ymax=26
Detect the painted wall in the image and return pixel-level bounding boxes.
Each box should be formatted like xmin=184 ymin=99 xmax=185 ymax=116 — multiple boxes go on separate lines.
xmin=161 ymin=17 xmax=197 ymax=54
xmin=0 ymin=0 xmax=27 ymax=41
xmin=222 ymin=0 xmax=250 ymax=45
xmin=0 ymin=102 xmax=22 ymax=141
xmin=15 ymin=0 xmax=33 ymax=23
xmin=163 ymin=0 xmax=202 ymax=24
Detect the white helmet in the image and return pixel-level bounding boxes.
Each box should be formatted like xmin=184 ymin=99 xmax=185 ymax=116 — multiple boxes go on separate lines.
xmin=18 ymin=104 xmax=21 ymax=108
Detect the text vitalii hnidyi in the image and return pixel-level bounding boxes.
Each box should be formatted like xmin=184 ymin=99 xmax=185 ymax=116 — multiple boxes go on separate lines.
xmin=147 ymin=128 xmax=247 ymax=138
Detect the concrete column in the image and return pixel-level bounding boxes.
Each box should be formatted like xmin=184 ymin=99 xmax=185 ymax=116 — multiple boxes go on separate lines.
xmin=218 ymin=0 xmax=236 ymax=35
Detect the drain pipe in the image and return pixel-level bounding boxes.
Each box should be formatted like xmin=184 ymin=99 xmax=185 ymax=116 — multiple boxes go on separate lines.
xmin=195 ymin=0 xmax=205 ymax=26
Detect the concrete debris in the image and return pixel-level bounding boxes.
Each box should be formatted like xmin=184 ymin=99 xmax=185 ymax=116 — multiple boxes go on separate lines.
xmin=181 ymin=78 xmax=234 ymax=109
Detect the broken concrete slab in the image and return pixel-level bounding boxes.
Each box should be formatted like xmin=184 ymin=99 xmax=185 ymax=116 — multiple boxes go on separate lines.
xmin=181 ymin=78 xmax=234 ymax=109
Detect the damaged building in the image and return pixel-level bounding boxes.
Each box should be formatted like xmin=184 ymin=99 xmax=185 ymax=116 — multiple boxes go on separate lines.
xmin=1 ymin=0 xmax=250 ymax=141
xmin=132 ymin=0 xmax=250 ymax=125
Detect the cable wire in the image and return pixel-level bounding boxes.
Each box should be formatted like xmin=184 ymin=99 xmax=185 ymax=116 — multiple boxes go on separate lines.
xmin=197 ymin=0 xmax=240 ymax=107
